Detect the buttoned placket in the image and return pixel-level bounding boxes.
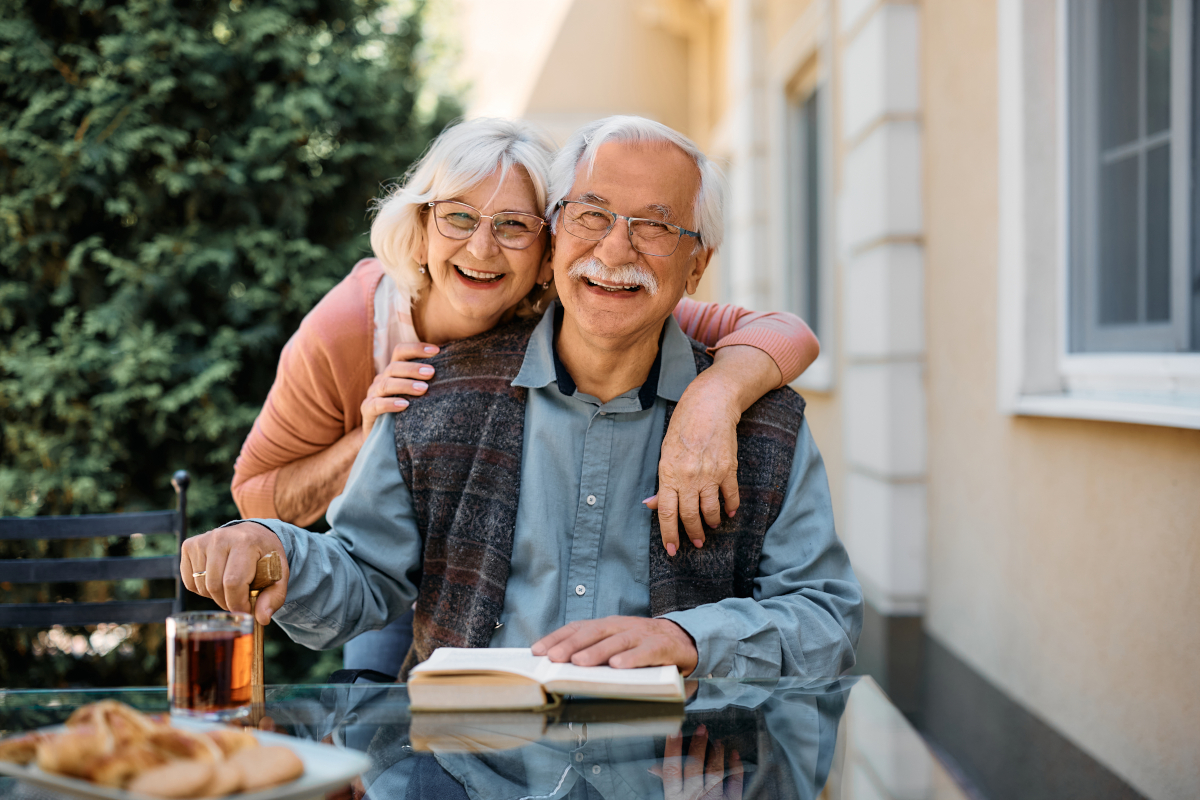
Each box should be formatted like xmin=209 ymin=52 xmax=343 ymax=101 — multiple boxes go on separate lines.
xmin=563 ymin=390 xmax=646 ymax=623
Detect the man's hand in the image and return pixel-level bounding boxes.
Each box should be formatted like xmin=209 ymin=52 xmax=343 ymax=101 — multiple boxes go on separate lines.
xmin=651 ymin=726 xmax=744 ymax=800
xmin=531 ymin=616 xmax=698 ymax=675
xmin=180 ymin=522 xmax=290 ymax=626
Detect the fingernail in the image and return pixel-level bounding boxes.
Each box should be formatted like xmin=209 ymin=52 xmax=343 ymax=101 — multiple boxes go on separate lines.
xmin=696 ymin=724 xmax=707 ymax=734
xmin=691 ymin=538 xmax=703 ymax=549
xmin=642 ymin=496 xmax=655 ymax=504
xmin=413 ymin=381 xmax=428 ymax=390
xmin=419 ymin=366 xmax=434 ymax=376
xmin=666 ymin=542 xmax=677 ymax=557
xmin=394 ymin=399 xmax=409 ymax=408
xmin=424 ymin=346 xmax=438 ymax=354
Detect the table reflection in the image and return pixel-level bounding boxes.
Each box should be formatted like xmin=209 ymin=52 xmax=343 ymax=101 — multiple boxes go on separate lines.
xmin=263 ymin=678 xmax=853 ymax=800
xmin=0 ymin=677 xmax=970 ymax=800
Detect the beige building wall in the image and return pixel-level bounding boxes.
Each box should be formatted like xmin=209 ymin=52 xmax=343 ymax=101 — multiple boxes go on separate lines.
xmin=450 ymin=2 xmax=1200 ymax=796
xmin=921 ymin=2 xmax=1200 ymax=798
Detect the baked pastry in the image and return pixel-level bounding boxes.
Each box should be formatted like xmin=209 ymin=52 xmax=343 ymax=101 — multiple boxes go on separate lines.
xmin=0 ymin=700 xmax=306 ymax=796
xmin=227 ymin=745 xmax=303 ymax=791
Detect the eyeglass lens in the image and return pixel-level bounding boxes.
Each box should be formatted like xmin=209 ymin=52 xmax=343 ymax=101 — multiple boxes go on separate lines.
xmin=560 ymin=202 xmax=683 ymax=257
xmin=432 ymin=202 xmax=544 ymax=250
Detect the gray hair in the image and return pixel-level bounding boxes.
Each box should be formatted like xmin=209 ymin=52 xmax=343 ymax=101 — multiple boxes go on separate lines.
xmin=370 ymin=118 xmax=556 ymax=299
xmin=546 ymin=115 xmax=725 ymax=252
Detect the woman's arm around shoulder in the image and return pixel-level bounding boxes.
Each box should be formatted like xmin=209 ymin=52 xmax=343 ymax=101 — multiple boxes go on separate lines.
xmin=672 ymin=297 xmax=819 ymax=387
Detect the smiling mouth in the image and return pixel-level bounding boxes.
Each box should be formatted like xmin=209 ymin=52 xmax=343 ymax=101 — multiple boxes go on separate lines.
xmin=455 ymin=265 xmax=505 ymax=284
xmin=583 ymin=277 xmax=643 ymax=293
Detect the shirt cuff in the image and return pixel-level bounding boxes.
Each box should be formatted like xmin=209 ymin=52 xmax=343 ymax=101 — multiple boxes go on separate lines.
xmin=661 ymin=607 xmax=737 ymax=679
xmin=708 ymin=328 xmax=804 ymax=387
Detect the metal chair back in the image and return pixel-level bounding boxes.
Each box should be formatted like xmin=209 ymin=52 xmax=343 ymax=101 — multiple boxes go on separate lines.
xmin=0 ymin=471 xmax=190 ymax=628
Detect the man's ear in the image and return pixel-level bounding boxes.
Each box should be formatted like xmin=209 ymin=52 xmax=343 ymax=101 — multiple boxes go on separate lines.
xmin=684 ymin=247 xmax=715 ymax=295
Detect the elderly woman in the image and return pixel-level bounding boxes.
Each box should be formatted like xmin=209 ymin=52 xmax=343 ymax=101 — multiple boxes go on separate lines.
xmin=229 ymin=118 xmax=818 ymax=676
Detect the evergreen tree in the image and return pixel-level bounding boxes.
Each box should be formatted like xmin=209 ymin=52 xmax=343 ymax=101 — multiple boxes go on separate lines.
xmin=0 ymin=0 xmax=459 ymax=686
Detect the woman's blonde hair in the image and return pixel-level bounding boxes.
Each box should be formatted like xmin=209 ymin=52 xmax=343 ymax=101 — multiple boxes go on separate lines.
xmin=370 ymin=118 xmax=556 ymax=302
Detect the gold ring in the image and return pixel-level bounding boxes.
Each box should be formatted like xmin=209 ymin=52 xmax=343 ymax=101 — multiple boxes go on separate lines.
xmin=192 ymin=571 xmax=207 ymax=578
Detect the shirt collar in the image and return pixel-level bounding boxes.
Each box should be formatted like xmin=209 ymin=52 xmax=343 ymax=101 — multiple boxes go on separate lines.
xmin=512 ymin=301 xmax=698 ymax=407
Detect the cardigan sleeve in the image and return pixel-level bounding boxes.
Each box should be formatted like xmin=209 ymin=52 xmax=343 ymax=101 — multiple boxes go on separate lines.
xmin=671 ymin=298 xmax=819 ymax=387
xmin=230 ymin=261 xmax=381 ymax=519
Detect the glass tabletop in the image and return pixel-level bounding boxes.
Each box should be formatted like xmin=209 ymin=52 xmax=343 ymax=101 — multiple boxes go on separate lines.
xmin=0 ymin=677 xmax=968 ymax=800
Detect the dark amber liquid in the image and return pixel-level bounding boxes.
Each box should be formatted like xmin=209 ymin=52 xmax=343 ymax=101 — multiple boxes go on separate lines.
xmin=169 ymin=630 xmax=253 ymax=712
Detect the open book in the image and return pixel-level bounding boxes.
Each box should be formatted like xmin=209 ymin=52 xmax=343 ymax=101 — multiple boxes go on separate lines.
xmin=407 ymin=647 xmax=686 ymax=711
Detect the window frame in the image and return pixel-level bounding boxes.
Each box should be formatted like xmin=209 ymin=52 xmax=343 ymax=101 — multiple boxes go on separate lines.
xmin=996 ymin=0 xmax=1200 ymax=430
xmin=1064 ymin=0 xmax=1194 ymax=356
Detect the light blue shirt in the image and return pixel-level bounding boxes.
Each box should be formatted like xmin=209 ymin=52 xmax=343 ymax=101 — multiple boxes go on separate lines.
xmin=254 ymin=305 xmax=862 ymax=679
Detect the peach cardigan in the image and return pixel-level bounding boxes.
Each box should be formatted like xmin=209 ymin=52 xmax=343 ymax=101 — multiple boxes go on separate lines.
xmin=232 ymin=258 xmax=811 ymax=518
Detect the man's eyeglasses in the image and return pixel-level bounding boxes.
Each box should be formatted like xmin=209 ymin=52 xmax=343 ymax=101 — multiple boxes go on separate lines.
xmin=427 ymin=201 xmax=547 ymax=250
xmin=556 ymin=200 xmax=701 ymax=257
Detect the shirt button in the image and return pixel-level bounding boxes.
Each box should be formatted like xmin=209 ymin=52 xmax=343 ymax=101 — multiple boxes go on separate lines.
xmin=599 ymin=411 xmax=607 ymax=416
xmin=575 ymin=752 xmax=584 ymax=762
xmin=575 ymin=584 xmax=586 ymax=596
xmin=592 ymin=765 xmax=602 ymax=775
xmin=586 ymin=495 xmax=596 ymax=506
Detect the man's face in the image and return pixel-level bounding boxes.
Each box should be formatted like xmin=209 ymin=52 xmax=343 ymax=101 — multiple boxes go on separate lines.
xmin=550 ymin=141 xmax=713 ymax=346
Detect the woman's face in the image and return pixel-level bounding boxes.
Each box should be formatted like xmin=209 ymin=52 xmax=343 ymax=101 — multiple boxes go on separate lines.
xmin=416 ymin=166 xmax=551 ymax=328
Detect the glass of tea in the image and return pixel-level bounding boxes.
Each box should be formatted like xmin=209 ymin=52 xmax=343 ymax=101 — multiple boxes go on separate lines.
xmin=167 ymin=611 xmax=254 ymax=720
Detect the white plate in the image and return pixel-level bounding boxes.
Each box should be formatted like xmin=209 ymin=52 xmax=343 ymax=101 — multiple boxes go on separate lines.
xmin=0 ymin=719 xmax=372 ymax=800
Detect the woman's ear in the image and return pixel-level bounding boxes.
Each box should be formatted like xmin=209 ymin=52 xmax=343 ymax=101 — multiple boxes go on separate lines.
xmin=414 ymin=228 xmax=428 ymax=270
xmin=538 ymin=234 xmax=555 ymax=284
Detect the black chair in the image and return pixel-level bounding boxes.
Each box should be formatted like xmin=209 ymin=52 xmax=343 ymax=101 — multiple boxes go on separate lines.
xmin=0 ymin=470 xmax=190 ymax=628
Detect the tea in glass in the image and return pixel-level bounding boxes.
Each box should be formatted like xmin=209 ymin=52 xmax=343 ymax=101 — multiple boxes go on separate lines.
xmin=167 ymin=611 xmax=253 ymax=719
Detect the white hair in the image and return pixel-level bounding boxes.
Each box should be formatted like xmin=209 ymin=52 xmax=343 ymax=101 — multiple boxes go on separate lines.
xmin=546 ymin=115 xmax=725 ymax=252
xmin=370 ymin=118 xmax=556 ymax=299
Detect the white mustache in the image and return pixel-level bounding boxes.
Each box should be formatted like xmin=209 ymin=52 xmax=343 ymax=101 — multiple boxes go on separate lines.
xmin=567 ymin=257 xmax=660 ymax=296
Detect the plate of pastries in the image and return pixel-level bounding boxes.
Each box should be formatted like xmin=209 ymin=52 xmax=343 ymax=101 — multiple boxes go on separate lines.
xmin=0 ymin=700 xmax=370 ymax=800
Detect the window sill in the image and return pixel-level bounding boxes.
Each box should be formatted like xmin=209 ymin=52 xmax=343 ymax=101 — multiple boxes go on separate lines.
xmin=1012 ymin=391 xmax=1200 ymax=430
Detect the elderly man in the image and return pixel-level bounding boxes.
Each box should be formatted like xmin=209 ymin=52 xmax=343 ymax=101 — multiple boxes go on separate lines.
xmin=183 ymin=116 xmax=861 ymax=680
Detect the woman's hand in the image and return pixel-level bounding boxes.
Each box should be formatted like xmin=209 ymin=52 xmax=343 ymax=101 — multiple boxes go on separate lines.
xmin=649 ymin=345 xmax=781 ymax=555
xmin=359 ymin=343 xmax=440 ymax=436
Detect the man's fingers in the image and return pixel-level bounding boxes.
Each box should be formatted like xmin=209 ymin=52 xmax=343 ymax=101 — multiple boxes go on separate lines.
xmin=698 ymin=484 xmax=722 ymax=529
xmin=568 ymin=629 xmax=641 ymax=667
xmin=255 ymin=582 xmax=288 ymax=626
xmin=704 ymin=738 xmax=725 ymax=791
xmin=662 ymin=732 xmax=683 ymax=796
xmin=221 ymin=546 xmax=262 ymax=615
xmin=389 ymin=342 xmax=439 ymax=362
xmin=545 ymin=620 xmax=625 ymax=663
xmin=179 ymin=541 xmax=202 ymax=595
xmin=202 ymin=549 xmax=232 ymax=611
xmin=656 ymin=490 xmax=680 ymax=557
xmin=531 ymin=620 xmax=582 ymax=656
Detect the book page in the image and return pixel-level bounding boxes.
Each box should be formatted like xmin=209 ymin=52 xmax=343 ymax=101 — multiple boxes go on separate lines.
xmin=540 ymin=661 xmax=678 ymax=687
xmin=411 ymin=647 xmax=548 ymax=682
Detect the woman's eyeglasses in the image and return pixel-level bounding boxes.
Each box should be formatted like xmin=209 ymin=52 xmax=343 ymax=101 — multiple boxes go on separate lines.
xmin=427 ymin=201 xmax=547 ymax=250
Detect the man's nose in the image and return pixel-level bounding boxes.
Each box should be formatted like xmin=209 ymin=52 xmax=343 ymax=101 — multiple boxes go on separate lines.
xmin=594 ymin=217 xmax=640 ymax=264
xmin=466 ymin=219 xmax=501 ymax=260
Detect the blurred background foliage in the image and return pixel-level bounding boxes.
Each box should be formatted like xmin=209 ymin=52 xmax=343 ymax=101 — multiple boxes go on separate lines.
xmin=0 ymin=0 xmax=460 ymax=687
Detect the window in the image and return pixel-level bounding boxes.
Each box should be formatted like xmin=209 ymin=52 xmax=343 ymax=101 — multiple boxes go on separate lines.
xmin=789 ymin=86 xmax=824 ymax=338
xmin=996 ymin=0 xmax=1200 ymax=429
xmin=785 ymin=79 xmax=833 ymax=390
xmin=1067 ymin=0 xmax=1196 ymax=353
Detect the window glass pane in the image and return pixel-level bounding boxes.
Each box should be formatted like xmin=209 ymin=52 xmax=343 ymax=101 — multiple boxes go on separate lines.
xmin=1098 ymin=155 xmax=1140 ymax=324
xmin=802 ymin=90 xmax=821 ymax=335
xmin=1099 ymin=0 xmax=1141 ymax=149
xmin=1146 ymin=0 xmax=1172 ymax=134
xmin=1145 ymin=142 xmax=1171 ymax=321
